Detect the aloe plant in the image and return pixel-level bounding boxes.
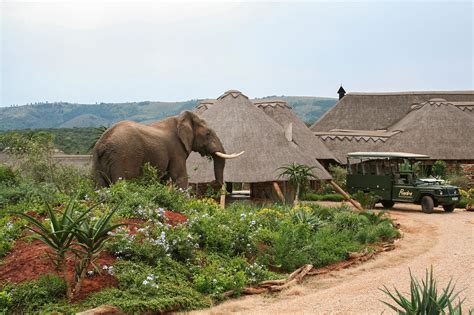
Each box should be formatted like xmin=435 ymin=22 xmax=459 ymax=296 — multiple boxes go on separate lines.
xmin=380 ymin=267 xmax=465 ymax=314
xmin=71 ymin=204 xmax=126 ymax=296
xmin=11 ymin=198 xmax=93 ymax=268
xmin=277 ymin=163 xmax=317 ymax=206
xmin=10 ymin=197 xmax=95 ymax=299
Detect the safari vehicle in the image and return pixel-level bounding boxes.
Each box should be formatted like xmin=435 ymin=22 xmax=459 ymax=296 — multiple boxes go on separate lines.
xmin=346 ymin=152 xmax=460 ymax=213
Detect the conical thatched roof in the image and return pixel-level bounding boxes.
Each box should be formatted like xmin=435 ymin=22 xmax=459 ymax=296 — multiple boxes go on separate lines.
xmin=311 ymin=91 xmax=474 ymax=132
xmin=253 ymin=100 xmax=340 ymax=163
xmin=187 ymin=90 xmax=332 ymax=183
xmin=381 ymin=99 xmax=474 ymax=160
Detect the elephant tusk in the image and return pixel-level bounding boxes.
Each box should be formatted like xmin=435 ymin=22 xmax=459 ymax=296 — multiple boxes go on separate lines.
xmin=214 ymin=151 xmax=245 ymax=159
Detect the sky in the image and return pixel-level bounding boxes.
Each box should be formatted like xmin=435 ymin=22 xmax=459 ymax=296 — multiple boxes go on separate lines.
xmin=1 ymin=0 xmax=473 ymax=106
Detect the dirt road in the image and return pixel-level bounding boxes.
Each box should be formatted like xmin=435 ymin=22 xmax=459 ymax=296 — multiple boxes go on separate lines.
xmin=192 ymin=204 xmax=474 ymax=314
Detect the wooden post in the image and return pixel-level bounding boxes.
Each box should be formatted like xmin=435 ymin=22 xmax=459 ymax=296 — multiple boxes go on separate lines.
xmin=272 ymin=182 xmax=286 ymax=203
xmin=329 ymin=180 xmax=363 ymax=211
xmin=220 ymin=183 xmax=226 ymax=208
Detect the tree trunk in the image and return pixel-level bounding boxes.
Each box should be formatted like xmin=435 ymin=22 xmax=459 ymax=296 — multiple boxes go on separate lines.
xmin=72 ymin=256 xmax=91 ymax=299
xmin=293 ymin=183 xmax=300 ymax=207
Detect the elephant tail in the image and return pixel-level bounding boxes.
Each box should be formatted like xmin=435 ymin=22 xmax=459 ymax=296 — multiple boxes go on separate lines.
xmin=92 ymin=146 xmax=111 ymax=187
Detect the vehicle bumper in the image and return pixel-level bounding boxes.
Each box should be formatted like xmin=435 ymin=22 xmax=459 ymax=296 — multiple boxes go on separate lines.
xmin=436 ymin=195 xmax=461 ymax=205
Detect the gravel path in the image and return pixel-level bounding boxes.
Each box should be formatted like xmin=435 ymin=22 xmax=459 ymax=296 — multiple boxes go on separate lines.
xmin=191 ymin=204 xmax=474 ymax=314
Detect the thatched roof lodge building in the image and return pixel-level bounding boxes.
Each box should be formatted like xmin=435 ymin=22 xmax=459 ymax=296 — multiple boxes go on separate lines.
xmin=187 ymin=90 xmax=332 ymax=201
xmin=311 ymin=89 xmax=474 ymax=183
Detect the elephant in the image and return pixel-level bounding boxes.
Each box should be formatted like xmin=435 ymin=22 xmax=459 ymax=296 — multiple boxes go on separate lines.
xmin=92 ymin=110 xmax=243 ymax=188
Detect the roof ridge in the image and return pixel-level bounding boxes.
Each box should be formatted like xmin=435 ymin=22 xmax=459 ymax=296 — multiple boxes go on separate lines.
xmin=347 ymin=90 xmax=474 ymax=96
xmin=217 ymin=90 xmax=248 ymax=100
xmin=253 ymin=100 xmax=292 ymax=109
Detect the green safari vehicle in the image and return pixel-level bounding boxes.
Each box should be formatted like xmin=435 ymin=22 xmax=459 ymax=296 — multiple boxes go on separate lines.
xmin=346 ymin=152 xmax=460 ymax=213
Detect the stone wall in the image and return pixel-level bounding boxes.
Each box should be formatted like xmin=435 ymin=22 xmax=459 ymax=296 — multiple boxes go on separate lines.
xmin=460 ymin=163 xmax=474 ymax=187
xmin=0 ymin=152 xmax=92 ymax=170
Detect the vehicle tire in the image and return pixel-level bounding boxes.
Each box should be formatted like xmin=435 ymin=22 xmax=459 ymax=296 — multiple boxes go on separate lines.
xmin=443 ymin=204 xmax=455 ymax=212
xmin=381 ymin=200 xmax=395 ymax=209
xmin=421 ymin=195 xmax=434 ymax=214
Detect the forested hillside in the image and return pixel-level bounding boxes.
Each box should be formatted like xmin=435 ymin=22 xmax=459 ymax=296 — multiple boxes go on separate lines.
xmin=0 ymin=96 xmax=336 ymax=131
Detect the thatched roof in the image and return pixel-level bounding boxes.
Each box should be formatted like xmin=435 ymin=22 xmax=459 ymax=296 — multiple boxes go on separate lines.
xmin=187 ymin=90 xmax=332 ymax=183
xmin=316 ymin=98 xmax=474 ymax=163
xmin=381 ymin=99 xmax=474 ymax=160
xmin=317 ymin=135 xmax=388 ymax=164
xmin=311 ymin=91 xmax=474 ymax=132
xmin=194 ymin=99 xmax=217 ymax=115
xmin=253 ymin=100 xmax=340 ymax=163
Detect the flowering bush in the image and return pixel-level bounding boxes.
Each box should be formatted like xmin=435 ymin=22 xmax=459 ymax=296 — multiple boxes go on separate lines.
xmin=459 ymin=188 xmax=474 ymax=210
xmin=0 ymin=216 xmax=25 ymax=257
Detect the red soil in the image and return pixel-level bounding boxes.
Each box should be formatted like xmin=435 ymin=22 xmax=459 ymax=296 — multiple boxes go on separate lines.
xmin=0 ymin=210 xmax=188 ymax=301
xmin=164 ymin=210 xmax=187 ymax=226
xmin=0 ymin=239 xmax=118 ymax=301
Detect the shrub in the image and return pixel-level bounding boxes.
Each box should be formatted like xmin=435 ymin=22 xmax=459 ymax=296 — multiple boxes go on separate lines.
xmin=0 ymin=183 xmax=28 ymax=207
xmin=261 ymin=220 xmax=315 ymax=272
xmin=83 ymin=260 xmax=210 ymax=313
xmin=352 ymin=191 xmax=381 ymax=209
xmin=459 ymin=188 xmax=474 ymax=210
xmin=0 ymin=216 xmax=25 ymax=257
xmin=0 ymin=165 xmax=17 ymax=185
xmin=1 ymin=274 xmax=66 ymax=313
xmin=432 ymin=160 xmax=448 ymax=179
xmin=328 ymin=164 xmax=347 ymax=190
xmin=302 ymin=193 xmax=345 ymax=202
xmin=311 ymin=226 xmax=361 ymax=267
xmin=192 ymin=254 xmax=249 ymax=297
xmin=332 ymin=211 xmax=369 ymax=232
xmin=446 ymin=174 xmax=470 ymax=189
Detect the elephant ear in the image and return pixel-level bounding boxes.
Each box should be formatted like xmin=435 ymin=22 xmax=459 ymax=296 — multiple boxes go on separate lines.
xmin=177 ymin=111 xmax=194 ymax=154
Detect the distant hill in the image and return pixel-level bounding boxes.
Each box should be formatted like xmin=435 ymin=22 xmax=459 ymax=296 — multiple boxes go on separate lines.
xmin=0 ymin=97 xmax=337 ymax=131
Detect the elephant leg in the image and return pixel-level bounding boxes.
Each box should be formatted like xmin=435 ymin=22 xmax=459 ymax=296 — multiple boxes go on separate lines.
xmin=169 ymin=160 xmax=188 ymax=190
xmin=110 ymin=159 xmax=141 ymax=183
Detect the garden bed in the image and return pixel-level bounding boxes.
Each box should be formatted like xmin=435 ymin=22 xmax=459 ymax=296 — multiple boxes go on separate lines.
xmin=0 ymin=163 xmax=401 ymax=313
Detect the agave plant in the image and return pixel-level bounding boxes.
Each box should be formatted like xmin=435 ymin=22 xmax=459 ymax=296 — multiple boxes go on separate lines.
xmin=380 ymin=267 xmax=465 ymax=314
xmin=71 ymin=204 xmax=126 ymax=296
xmin=11 ymin=198 xmax=93 ymax=269
xmin=10 ymin=197 xmax=95 ymax=299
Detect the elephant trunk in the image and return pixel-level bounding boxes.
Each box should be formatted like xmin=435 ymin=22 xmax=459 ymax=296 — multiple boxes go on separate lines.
xmin=212 ymin=154 xmax=225 ymax=186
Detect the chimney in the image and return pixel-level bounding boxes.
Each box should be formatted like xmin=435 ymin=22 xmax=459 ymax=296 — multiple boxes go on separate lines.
xmin=337 ymin=85 xmax=346 ymax=100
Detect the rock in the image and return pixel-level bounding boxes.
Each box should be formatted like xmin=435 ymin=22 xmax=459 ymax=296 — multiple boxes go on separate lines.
xmin=76 ymin=305 xmax=124 ymax=315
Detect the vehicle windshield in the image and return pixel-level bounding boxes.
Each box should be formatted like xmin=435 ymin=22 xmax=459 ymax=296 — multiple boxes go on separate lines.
xmin=416 ymin=178 xmax=444 ymax=185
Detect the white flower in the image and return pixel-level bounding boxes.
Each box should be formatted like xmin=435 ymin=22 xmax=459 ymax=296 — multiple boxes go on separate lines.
xmin=146 ymin=275 xmax=154 ymax=281
xmin=250 ymin=220 xmax=256 ymax=226
xmin=143 ymin=280 xmax=148 ymax=285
